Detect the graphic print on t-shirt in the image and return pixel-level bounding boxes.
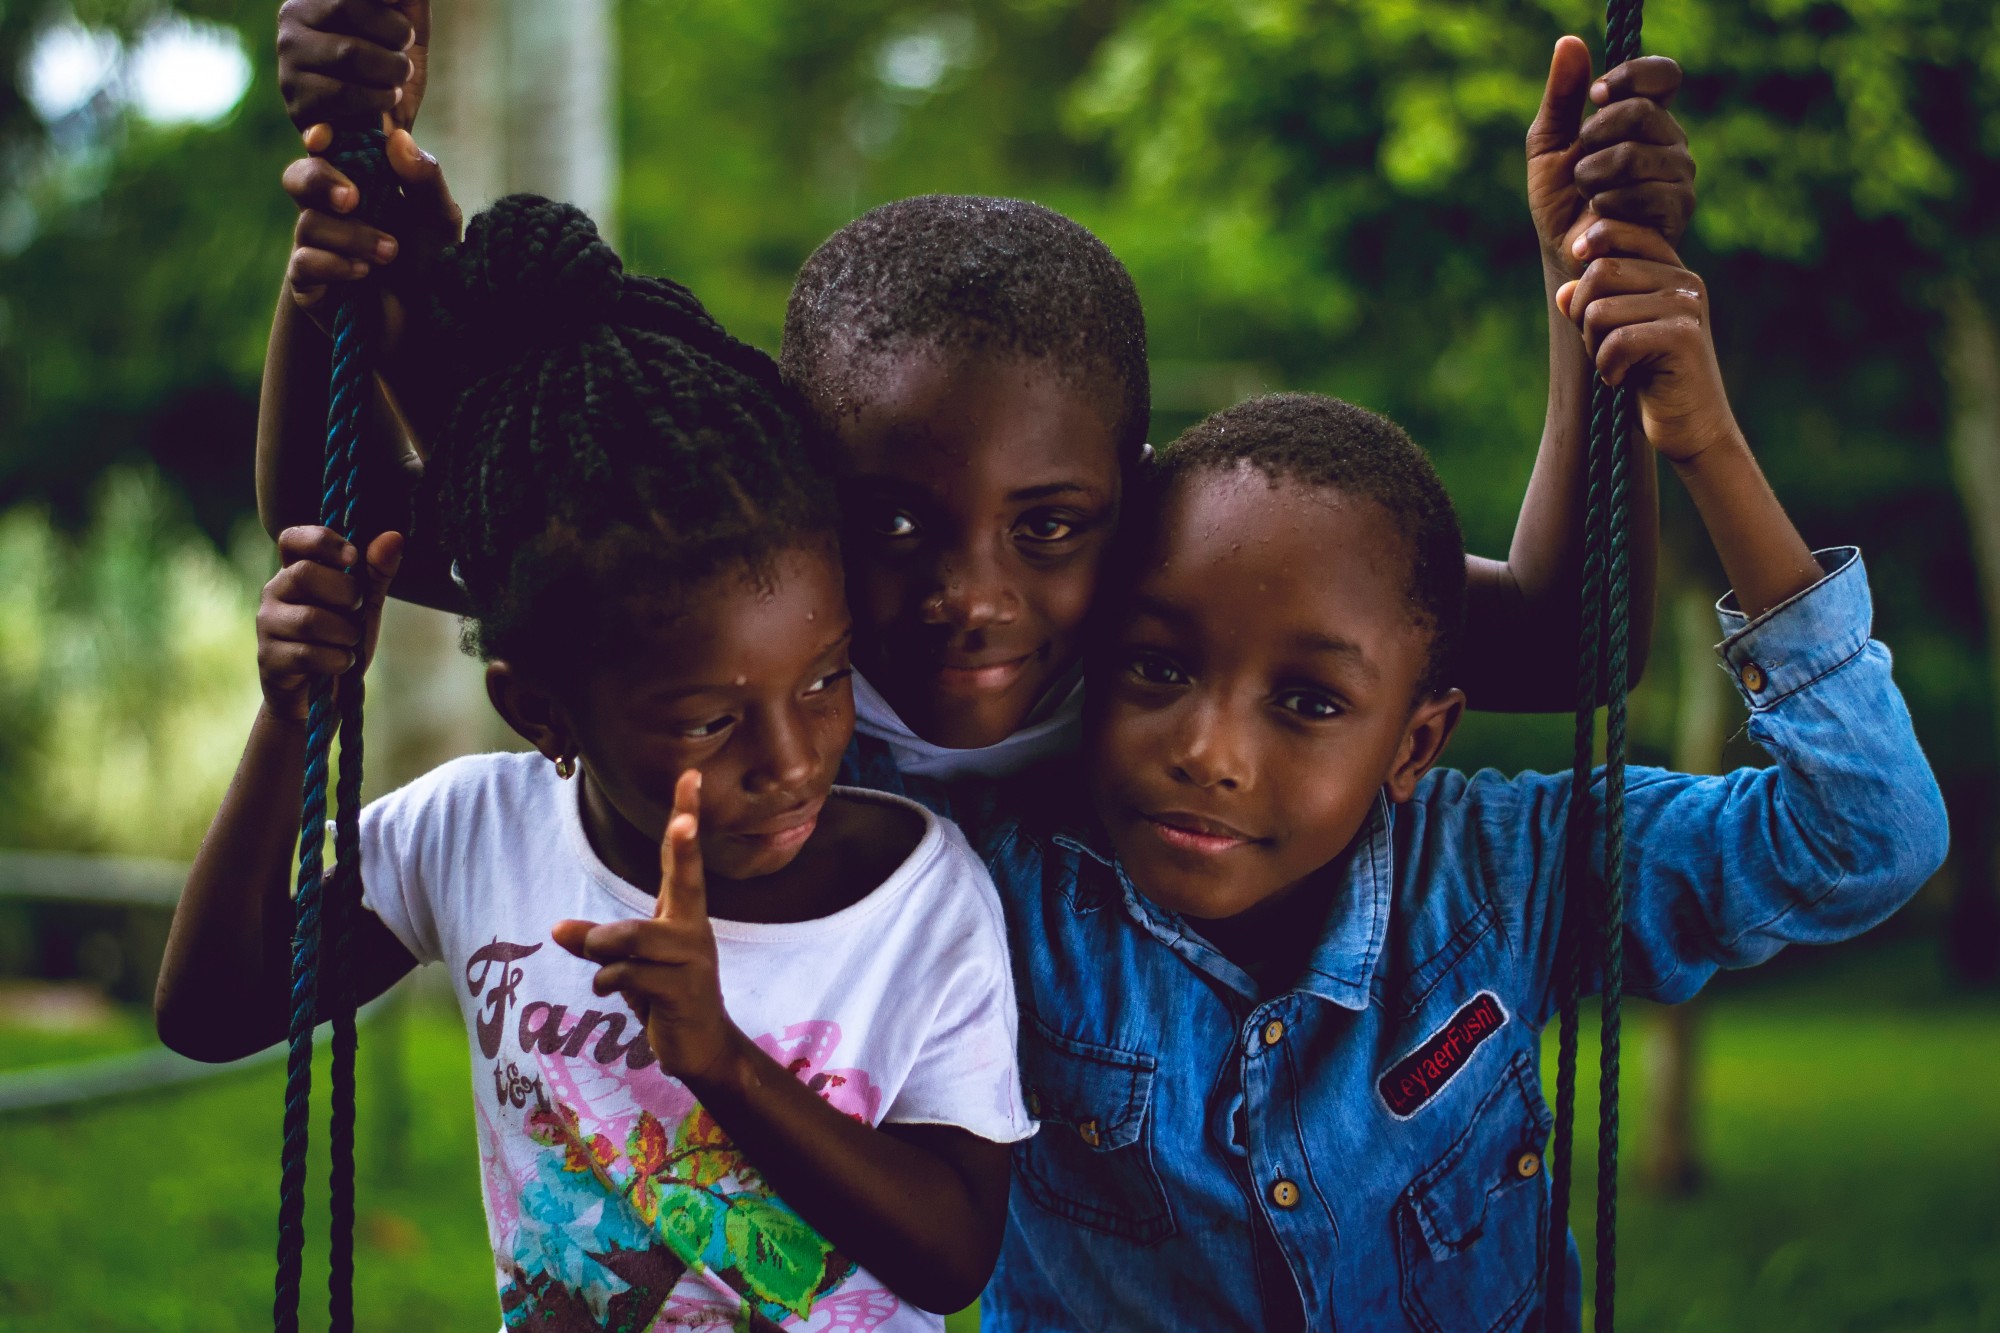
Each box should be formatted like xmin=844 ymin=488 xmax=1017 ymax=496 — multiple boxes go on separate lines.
xmin=466 ymin=935 xmax=901 ymax=1332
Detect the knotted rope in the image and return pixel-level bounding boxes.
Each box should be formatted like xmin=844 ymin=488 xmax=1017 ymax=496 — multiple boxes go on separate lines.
xmin=275 ymin=126 xmax=390 ymax=1333
xmin=1547 ymin=3 xmax=1642 ymax=1329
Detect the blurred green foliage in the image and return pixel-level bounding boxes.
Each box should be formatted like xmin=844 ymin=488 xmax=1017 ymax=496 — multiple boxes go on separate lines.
xmin=0 ymin=470 xmax=264 ymax=856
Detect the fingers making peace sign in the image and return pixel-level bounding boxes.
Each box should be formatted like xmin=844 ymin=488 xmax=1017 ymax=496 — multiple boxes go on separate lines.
xmin=551 ymin=770 xmax=742 ymax=1086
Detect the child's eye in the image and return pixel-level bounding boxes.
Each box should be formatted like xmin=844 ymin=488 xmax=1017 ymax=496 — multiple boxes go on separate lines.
xmin=676 ymin=715 xmax=735 ymax=740
xmin=1127 ymin=651 xmax=1188 ymax=686
xmin=805 ymin=668 xmax=853 ymax=696
xmin=871 ymin=511 xmax=919 ymax=539
xmin=1015 ymin=511 xmax=1078 ymax=543
xmin=1275 ymin=689 xmax=1342 ymax=720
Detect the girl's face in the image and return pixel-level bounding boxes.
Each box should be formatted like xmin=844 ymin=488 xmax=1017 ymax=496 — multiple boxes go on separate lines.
xmin=832 ymin=351 xmax=1125 ymax=750
xmin=561 ymin=542 xmax=857 ymax=886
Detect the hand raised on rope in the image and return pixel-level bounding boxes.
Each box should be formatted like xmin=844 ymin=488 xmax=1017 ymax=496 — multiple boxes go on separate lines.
xmin=1555 ymin=222 xmax=1738 ymax=469
xmin=1527 ymin=36 xmax=1695 ymax=277
xmin=258 ymin=527 xmax=403 ymax=723
xmin=283 ymin=125 xmax=462 ymax=345
xmin=277 ymin=0 xmax=430 ymax=133
xmin=551 ymin=771 xmax=744 ymax=1088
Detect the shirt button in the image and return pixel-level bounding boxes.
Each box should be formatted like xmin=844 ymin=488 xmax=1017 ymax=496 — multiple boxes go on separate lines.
xmin=1262 ymin=1019 xmax=1286 ymax=1047
xmin=1270 ymin=1178 xmax=1300 ymax=1209
xmin=1739 ymin=661 xmax=1767 ymax=693
xmin=1515 ymin=1151 xmax=1542 ymax=1179
xmin=1077 ymin=1118 xmax=1102 ymax=1148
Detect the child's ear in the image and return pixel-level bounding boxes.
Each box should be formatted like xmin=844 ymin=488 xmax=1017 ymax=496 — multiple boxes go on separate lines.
xmin=486 ymin=661 xmax=576 ymax=765
xmin=1385 ymin=687 xmax=1466 ymax=803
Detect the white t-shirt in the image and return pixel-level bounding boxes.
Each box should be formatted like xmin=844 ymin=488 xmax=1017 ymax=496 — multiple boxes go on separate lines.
xmin=851 ymin=668 xmax=1083 ymax=783
xmin=360 ymin=752 xmax=1033 ymax=1333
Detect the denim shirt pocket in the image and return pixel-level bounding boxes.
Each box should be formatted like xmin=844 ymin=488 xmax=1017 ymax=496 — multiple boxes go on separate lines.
xmin=1395 ymin=1051 xmax=1554 ymax=1333
xmin=1014 ymin=1012 xmax=1177 ymax=1245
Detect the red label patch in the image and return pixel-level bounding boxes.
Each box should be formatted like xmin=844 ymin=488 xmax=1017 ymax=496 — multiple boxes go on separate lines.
xmin=1378 ymin=991 xmax=1507 ymax=1118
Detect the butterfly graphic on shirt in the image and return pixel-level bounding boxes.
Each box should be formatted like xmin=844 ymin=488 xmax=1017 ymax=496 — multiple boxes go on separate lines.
xmin=497 ymin=1020 xmax=900 ymax=1330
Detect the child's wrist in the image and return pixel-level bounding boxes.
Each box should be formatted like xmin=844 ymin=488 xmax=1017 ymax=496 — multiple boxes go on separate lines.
xmin=674 ymin=1022 xmax=762 ymax=1107
xmin=1662 ymin=415 xmax=1749 ymax=479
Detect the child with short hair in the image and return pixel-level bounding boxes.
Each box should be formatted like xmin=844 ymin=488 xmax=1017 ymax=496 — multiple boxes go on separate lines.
xmin=157 ymin=197 xmax=1030 ymax=1331
xmin=951 ymin=233 xmax=1947 ymax=1329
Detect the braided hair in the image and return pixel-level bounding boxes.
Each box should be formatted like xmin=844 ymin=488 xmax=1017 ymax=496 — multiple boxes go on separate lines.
xmin=1152 ymin=393 xmax=1466 ymax=697
xmin=780 ymin=195 xmax=1150 ymax=461
xmin=424 ymin=194 xmax=837 ymax=685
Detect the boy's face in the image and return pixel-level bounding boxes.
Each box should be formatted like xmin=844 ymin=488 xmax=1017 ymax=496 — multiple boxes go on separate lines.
xmin=831 ymin=351 xmax=1124 ymax=750
xmin=1088 ymin=464 xmax=1462 ymax=923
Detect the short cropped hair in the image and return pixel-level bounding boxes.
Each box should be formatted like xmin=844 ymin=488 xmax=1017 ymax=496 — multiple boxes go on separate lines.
xmin=780 ymin=195 xmax=1150 ymax=459
xmin=1153 ymin=393 xmax=1466 ymax=696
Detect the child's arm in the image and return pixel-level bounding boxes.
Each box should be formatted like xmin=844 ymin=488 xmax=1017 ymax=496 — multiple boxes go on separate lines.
xmin=154 ymin=528 xmax=419 ymax=1062
xmin=1474 ymin=233 xmax=1946 ymax=1017
xmin=551 ymin=774 xmax=1010 ymax=1315
xmin=256 ymin=125 xmax=466 ymax=610
xmin=1455 ymin=41 xmax=1695 ymax=711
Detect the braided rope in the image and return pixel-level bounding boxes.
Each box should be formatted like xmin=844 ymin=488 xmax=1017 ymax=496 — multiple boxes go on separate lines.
xmin=275 ymin=126 xmax=388 ymax=1333
xmin=1549 ymin=6 xmax=1643 ymax=1330
xmin=1545 ymin=371 xmax=1616 ymax=1331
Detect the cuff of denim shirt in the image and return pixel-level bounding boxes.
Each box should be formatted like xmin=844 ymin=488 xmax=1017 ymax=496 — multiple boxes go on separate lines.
xmin=1712 ymin=547 xmax=1866 ymax=709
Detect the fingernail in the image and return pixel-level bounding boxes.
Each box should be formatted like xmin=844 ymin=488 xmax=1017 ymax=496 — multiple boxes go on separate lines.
xmin=1590 ymin=79 xmax=1609 ymax=99
xmin=394 ymin=87 xmax=405 ymax=105
xmin=375 ymin=236 xmax=398 ymax=261
xmin=334 ymin=185 xmax=357 ymax=210
xmin=1573 ymin=233 xmax=1590 ymax=258
xmin=350 ymin=260 xmax=370 ymax=278
xmin=403 ymin=26 xmax=417 ymax=49
xmin=419 ymin=146 xmax=437 ymax=166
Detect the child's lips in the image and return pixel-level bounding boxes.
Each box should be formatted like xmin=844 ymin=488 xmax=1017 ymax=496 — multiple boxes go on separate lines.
xmin=1139 ymin=810 xmax=1260 ymax=855
xmin=725 ymin=798 xmax=825 ymax=851
xmin=928 ymin=650 xmax=1037 ymax=695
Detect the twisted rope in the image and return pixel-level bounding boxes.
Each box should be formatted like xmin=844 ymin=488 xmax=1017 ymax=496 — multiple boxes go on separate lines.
xmin=1545 ymin=370 xmax=1615 ymax=1332
xmin=275 ymin=126 xmax=389 ymax=1333
xmin=1548 ymin=6 xmax=1643 ymax=1330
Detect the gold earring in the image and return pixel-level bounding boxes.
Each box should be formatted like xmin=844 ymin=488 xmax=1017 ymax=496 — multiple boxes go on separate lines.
xmin=555 ymin=755 xmax=576 ymax=780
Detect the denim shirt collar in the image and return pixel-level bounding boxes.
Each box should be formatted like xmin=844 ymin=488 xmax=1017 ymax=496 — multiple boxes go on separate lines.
xmin=1049 ymin=794 xmax=1397 ymax=1010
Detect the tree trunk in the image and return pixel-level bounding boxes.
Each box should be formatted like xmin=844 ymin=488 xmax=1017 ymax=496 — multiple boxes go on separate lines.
xmin=1940 ymin=285 xmax=2000 ymax=986
xmin=359 ymin=0 xmax=623 ymax=799
xmin=1645 ymin=590 xmax=1725 ymax=1196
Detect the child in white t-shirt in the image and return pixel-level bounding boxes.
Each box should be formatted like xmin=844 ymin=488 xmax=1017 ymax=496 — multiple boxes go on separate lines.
xmin=156 ymin=196 xmax=1030 ymax=1333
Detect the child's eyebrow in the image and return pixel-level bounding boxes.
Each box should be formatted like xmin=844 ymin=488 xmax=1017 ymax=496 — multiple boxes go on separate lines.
xmin=1005 ymin=482 xmax=1101 ymax=503
xmin=636 ymin=627 xmax=854 ymax=703
xmin=1289 ymin=631 xmax=1379 ymax=680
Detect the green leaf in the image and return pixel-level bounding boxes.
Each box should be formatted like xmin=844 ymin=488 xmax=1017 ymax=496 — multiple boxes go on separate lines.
xmin=657 ymin=1187 xmax=723 ymax=1271
xmin=721 ymin=1194 xmax=832 ymax=1319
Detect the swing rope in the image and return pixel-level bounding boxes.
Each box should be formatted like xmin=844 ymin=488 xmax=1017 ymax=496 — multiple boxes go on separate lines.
xmin=1547 ymin=3 xmax=1642 ymax=1329
xmin=274 ymin=125 xmax=390 ymax=1333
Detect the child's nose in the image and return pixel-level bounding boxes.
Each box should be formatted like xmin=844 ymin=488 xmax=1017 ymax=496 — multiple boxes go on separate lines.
xmin=919 ymin=544 xmax=1017 ymax=631
xmin=1169 ymin=698 xmax=1249 ymax=792
xmin=744 ymin=709 xmax=820 ymax=795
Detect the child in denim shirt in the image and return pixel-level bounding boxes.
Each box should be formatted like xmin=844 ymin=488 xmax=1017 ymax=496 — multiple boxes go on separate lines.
xmin=956 ymin=231 xmax=1948 ymax=1330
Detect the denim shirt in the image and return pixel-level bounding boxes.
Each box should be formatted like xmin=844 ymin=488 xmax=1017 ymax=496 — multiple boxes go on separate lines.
xmin=932 ymin=549 xmax=1946 ymax=1332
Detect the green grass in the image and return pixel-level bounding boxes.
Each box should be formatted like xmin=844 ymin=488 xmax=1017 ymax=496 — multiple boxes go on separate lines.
xmin=0 ymin=942 xmax=1994 ymax=1331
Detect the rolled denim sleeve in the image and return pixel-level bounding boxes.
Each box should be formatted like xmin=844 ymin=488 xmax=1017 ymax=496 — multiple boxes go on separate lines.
xmin=1608 ymin=549 xmax=1946 ymax=1003
xmin=1473 ymin=549 xmax=1950 ymax=1022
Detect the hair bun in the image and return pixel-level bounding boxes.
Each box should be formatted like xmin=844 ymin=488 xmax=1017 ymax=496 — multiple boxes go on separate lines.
xmin=433 ymin=195 xmax=623 ymax=356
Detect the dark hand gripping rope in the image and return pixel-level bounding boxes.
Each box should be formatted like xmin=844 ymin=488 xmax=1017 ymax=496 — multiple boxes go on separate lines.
xmin=1546 ymin=3 xmax=1643 ymax=1331
xmin=275 ymin=127 xmax=391 ymax=1333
